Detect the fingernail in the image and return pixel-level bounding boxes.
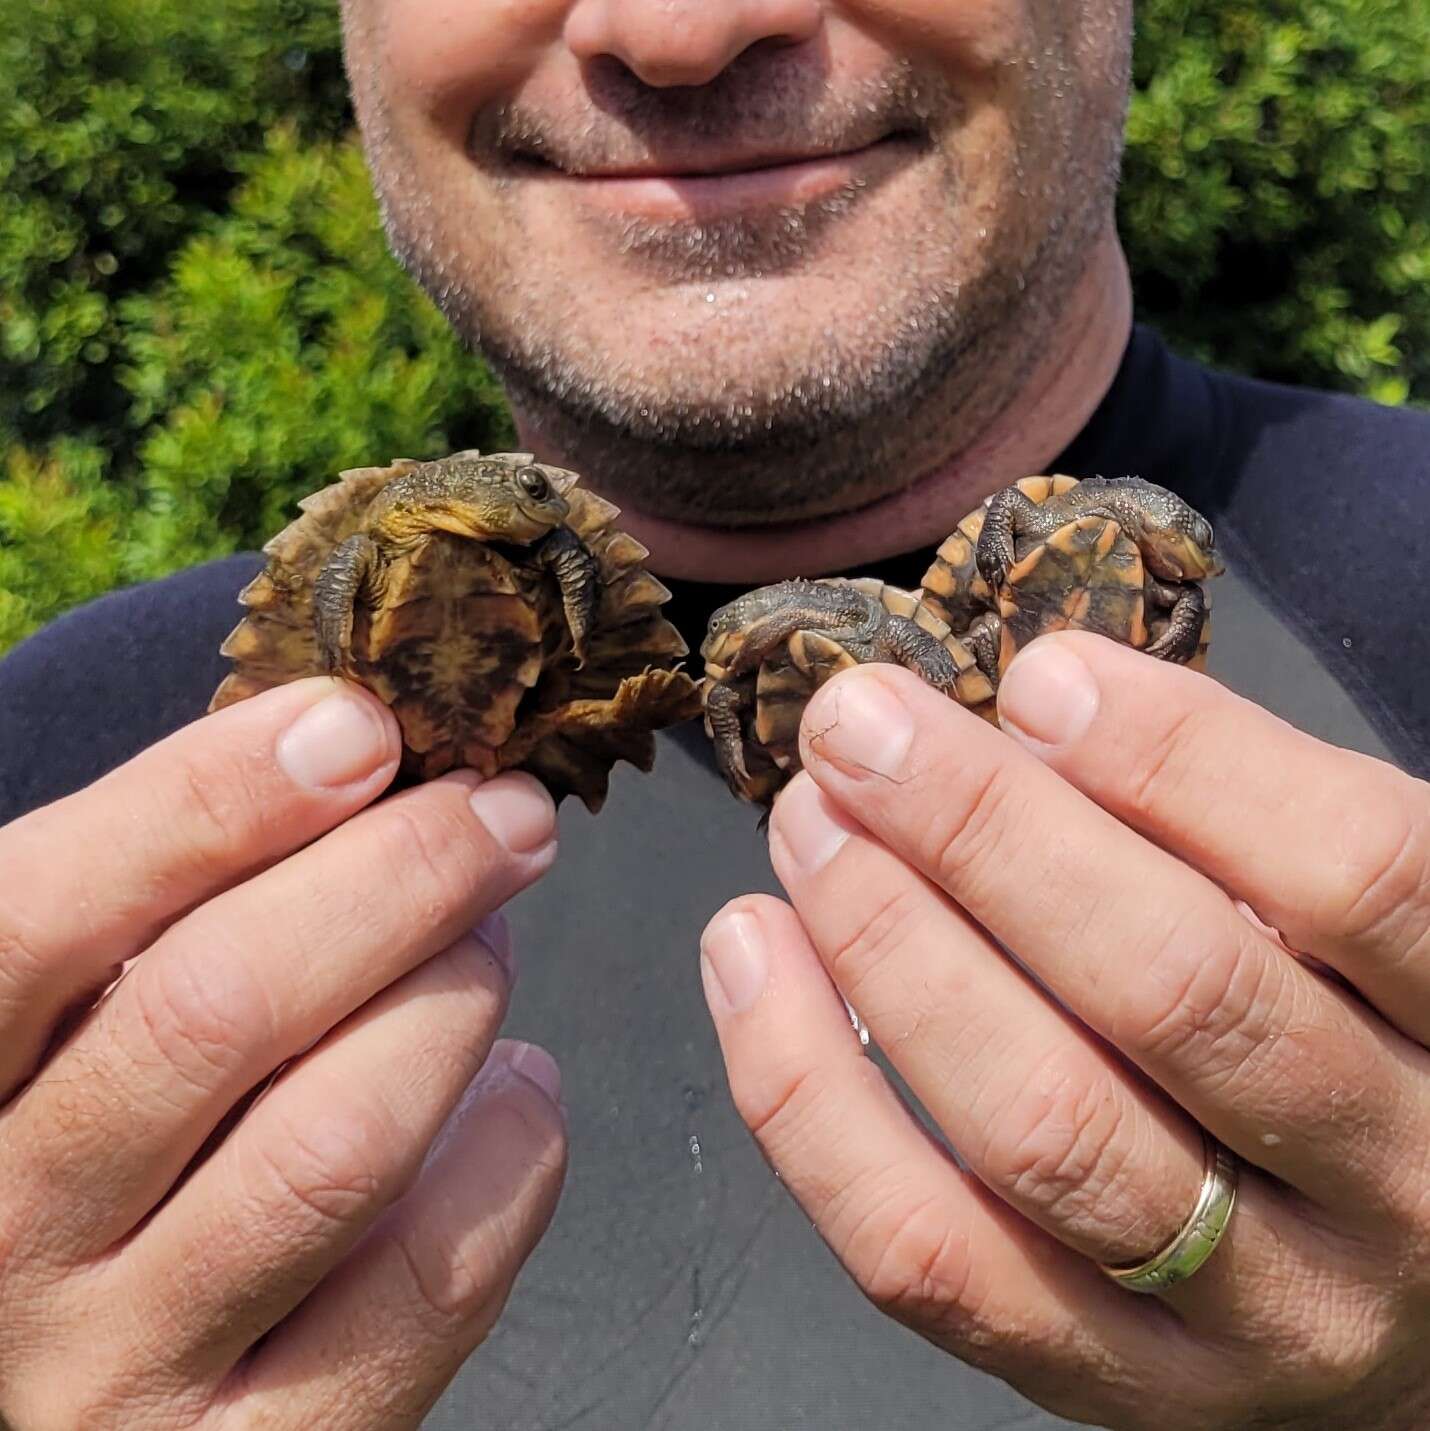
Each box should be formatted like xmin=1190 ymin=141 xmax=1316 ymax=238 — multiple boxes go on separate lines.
xmin=469 ymin=774 xmax=557 ymax=855
xmin=473 ymin=911 xmax=516 ymax=985
xmin=804 ymin=670 xmax=914 ymax=780
xmin=771 ymin=775 xmax=851 ymax=874
xmin=700 ymin=908 xmax=769 ymax=1015
xmin=508 ymin=1041 xmax=563 ymax=1103
xmin=276 ymin=685 xmax=392 ymax=789
xmin=997 ymin=638 xmax=1100 ymax=751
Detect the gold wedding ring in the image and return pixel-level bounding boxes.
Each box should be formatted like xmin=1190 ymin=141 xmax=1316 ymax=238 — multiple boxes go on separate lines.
xmin=1099 ymin=1133 xmax=1239 ymax=1294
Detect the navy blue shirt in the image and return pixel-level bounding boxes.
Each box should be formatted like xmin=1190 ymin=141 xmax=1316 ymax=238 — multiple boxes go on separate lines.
xmin=1 ymin=326 xmax=1426 ymax=1430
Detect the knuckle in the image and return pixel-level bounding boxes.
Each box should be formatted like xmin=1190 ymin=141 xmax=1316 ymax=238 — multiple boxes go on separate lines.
xmin=0 ymin=899 xmax=51 ymax=1009
xmin=851 ymin=1193 xmax=984 ymax=1340
xmin=390 ymin=1090 xmax=566 ymax=1334
xmin=375 ymin=797 xmax=487 ymax=925
xmin=734 ymin=1060 xmax=830 ymax=1152
xmin=393 ymin=1218 xmax=495 ymax=1332
xmin=1122 ymin=706 xmax=1205 ymax=822
xmin=163 ymin=755 xmax=268 ymax=880
xmin=129 ymin=941 xmax=272 ymax=1091
xmin=1315 ymin=793 xmax=1430 ymax=954
xmin=821 ymin=884 xmax=931 ymax=1004
xmin=921 ymin=763 xmax=1029 ymax=901
xmin=980 ymin=1054 xmax=1137 ymax=1237
xmin=1115 ymin=909 xmax=1281 ymax=1081
xmin=243 ymin=1096 xmax=400 ymax=1238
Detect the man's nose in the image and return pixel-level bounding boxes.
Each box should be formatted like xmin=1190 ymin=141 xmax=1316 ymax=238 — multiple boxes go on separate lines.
xmin=564 ymin=0 xmax=823 ymax=88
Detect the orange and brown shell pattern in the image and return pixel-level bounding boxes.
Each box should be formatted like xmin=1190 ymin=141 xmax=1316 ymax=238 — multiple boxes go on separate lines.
xmin=210 ymin=451 xmax=702 ymax=813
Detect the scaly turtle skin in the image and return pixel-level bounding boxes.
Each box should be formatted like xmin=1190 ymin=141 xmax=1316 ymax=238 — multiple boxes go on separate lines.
xmin=702 ymin=475 xmax=1222 ymax=808
xmin=920 ymin=475 xmax=1222 ymax=701
xmin=700 ymin=577 xmax=994 ymax=806
xmin=211 ymin=451 xmax=702 ymax=812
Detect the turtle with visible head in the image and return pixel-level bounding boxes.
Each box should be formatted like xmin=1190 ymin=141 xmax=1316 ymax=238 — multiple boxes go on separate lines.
xmin=700 ymin=475 xmax=1222 ymax=809
xmin=211 ymin=450 xmax=702 ymax=812
xmin=920 ymin=474 xmax=1223 ymax=694
xmin=700 ymin=576 xmax=994 ymax=806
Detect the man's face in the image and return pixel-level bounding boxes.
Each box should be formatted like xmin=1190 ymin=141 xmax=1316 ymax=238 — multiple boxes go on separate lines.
xmin=341 ymin=0 xmax=1132 ymax=528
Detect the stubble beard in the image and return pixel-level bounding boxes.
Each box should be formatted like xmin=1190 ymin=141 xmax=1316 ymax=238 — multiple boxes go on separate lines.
xmin=358 ymin=49 xmax=1127 ymax=526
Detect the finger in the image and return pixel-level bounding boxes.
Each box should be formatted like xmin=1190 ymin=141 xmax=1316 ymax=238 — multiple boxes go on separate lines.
xmin=768 ymin=772 xmax=1203 ymax=1267
xmin=4 ymin=771 xmax=556 ymax=1261
xmin=697 ymin=894 xmax=1199 ymax=1426
xmin=796 ymin=665 xmax=1425 ymax=1227
xmin=0 ymin=678 xmax=401 ymax=1095
xmin=765 ymin=775 xmax=1378 ymax=1331
xmin=105 ymin=926 xmax=520 ymax=1392
xmin=220 ymin=1040 xmax=566 ymax=1431
xmin=996 ymin=632 xmax=1430 ymax=1044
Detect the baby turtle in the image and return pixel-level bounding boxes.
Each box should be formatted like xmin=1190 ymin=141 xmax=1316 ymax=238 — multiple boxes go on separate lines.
xmin=702 ymin=475 xmax=1221 ymax=807
xmin=701 ymin=576 xmax=994 ymax=805
xmin=211 ymin=451 xmax=702 ymax=812
xmin=921 ymin=475 xmax=1222 ymax=687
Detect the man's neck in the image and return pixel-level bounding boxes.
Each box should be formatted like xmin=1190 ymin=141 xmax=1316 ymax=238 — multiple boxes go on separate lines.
xmin=515 ymin=229 xmax=1133 ymax=585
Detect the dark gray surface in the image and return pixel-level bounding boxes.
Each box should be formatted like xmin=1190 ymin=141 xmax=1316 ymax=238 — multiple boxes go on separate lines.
xmin=429 ymin=565 xmax=1386 ymax=1431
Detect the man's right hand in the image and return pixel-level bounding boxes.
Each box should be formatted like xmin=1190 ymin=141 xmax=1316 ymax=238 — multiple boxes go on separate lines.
xmin=0 ymin=678 xmax=567 ymax=1429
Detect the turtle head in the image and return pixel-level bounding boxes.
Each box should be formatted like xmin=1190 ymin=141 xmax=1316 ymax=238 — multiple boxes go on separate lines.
xmin=375 ymin=454 xmax=573 ymax=547
xmin=1119 ymin=480 xmax=1224 ymax=582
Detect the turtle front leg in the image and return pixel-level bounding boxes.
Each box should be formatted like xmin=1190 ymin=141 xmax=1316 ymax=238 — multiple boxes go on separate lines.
xmin=1144 ymin=579 xmax=1207 ymax=664
xmin=534 ymin=526 xmax=600 ymax=667
xmin=963 ymin=611 xmax=1005 ymax=687
xmin=873 ymin=616 xmax=963 ymax=692
xmin=703 ymin=679 xmax=754 ymax=793
xmin=976 ymin=488 xmax=1043 ymax=593
xmin=313 ymin=533 xmax=383 ymax=673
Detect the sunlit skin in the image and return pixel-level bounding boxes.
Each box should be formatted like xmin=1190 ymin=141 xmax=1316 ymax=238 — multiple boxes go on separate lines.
xmin=6 ymin=4 xmax=1430 ymax=1430
xmin=340 ymin=0 xmax=1134 ymax=579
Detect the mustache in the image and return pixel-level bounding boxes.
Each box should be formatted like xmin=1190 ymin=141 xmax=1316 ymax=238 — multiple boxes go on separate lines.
xmin=471 ymin=54 xmax=957 ymax=174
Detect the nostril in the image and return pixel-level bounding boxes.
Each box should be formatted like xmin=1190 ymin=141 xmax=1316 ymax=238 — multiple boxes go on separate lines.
xmin=565 ymin=0 xmax=822 ymax=90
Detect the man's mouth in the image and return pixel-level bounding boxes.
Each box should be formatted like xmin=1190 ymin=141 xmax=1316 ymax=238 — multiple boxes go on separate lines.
xmin=507 ymin=133 xmax=920 ymax=220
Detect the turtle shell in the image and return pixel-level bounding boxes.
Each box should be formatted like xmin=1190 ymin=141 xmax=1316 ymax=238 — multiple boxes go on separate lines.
xmin=920 ymin=474 xmax=1209 ymax=707
xmin=700 ymin=576 xmax=993 ymax=806
xmin=210 ymin=452 xmax=700 ymax=813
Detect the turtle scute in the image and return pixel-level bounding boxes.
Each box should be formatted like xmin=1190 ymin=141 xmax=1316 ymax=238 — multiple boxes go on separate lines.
xmin=210 ymin=451 xmax=703 ymax=814
xmin=700 ymin=473 xmax=1221 ymax=809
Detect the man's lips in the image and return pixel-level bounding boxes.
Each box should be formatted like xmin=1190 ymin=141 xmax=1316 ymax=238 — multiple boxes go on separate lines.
xmin=510 ymin=135 xmax=917 ymax=220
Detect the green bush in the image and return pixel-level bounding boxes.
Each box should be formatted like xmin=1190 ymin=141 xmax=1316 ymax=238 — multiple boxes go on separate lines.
xmin=0 ymin=0 xmax=1426 ymax=650
xmin=1123 ymin=0 xmax=1430 ymax=405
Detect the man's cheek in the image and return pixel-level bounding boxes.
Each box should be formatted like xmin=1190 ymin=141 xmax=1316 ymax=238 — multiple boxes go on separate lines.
xmin=848 ymin=0 xmax=1033 ymax=75
xmin=360 ymin=0 xmax=565 ymax=123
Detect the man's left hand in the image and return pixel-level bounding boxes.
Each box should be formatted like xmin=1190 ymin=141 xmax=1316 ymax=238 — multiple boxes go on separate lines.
xmin=702 ymin=633 xmax=1430 ymax=1430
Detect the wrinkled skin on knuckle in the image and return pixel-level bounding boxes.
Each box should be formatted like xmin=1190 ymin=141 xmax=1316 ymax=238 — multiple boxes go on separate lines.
xmin=1314 ymin=789 xmax=1430 ymax=956
xmin=731 ymin=1055 xmax=876 ymax=1172
xmin=920 ymin=764 xmax=1032 ymax=905
xmin=978 ymin=1053 xmax=1146 ymax=1253
xmin=388 ymin=1085 xmax=567 ymax=1334
xmin=1121 ymin=705 xmax=1208 ymax=826
xmin=127 ymin=940 xmax=274 ymax=1099
xmin=852 ymin=1191 xmax=983 ymax=1340
xmin=821 ymin=883 xmax=933 ymax=1011
xmin=164 ymin=755 xmax=270 ymax=891
xmin=238 ymin=1094 xmax=402 ymax=1246
xmin=1114 ymin=908 xmax=1280 ymax=1078
xmin=375 ymin=797 xmax=491 ymax=931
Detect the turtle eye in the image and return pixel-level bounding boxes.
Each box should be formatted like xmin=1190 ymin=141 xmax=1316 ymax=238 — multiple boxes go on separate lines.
xmin=517 ymin=467 xmax=551 ymax=502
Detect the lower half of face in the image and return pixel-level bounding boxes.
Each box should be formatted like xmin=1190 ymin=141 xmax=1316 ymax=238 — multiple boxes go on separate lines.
xmin=345 ymin=1 xmax=1132 ymax=525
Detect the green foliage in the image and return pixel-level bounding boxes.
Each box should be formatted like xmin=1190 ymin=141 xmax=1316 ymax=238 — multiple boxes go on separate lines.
xmin=0 ymin=444 xmax=125 ymax=650
xmin=0 ymin=0 xmax=1425 ymax=652
xmin=1122 ymin=0 xmax=1430 ymax=404
xmin=1 ymin=0 xmax=350 ymax=447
